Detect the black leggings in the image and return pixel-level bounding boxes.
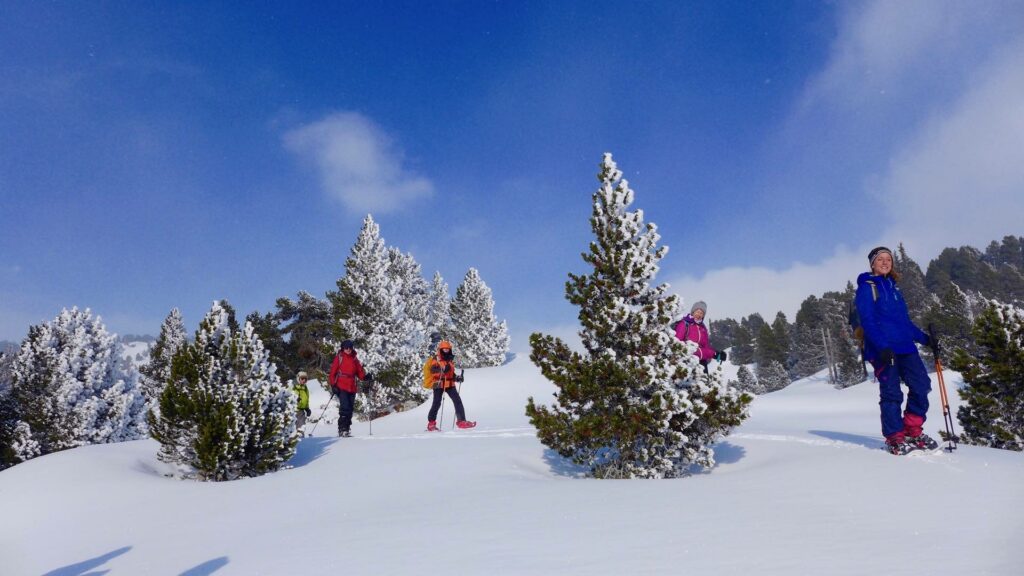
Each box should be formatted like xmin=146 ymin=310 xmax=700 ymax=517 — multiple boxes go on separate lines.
xmin=427 ymin=387 xmax=465 ymax=422
xmin=336 ymin=390 xmax=356 ymax=432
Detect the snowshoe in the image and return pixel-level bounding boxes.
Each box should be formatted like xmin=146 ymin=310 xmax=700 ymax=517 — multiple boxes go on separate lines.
xmin=456 ymin=420 xmax=477 ymax=429
xmin=426 ymin=420 xmax=439 ymax=432
xmin=339 ymin=429 xmax=351 ymax=438
xmin=905 ymin=433 xmax=938 ymax=451
xmin=884 ymin=440 xmax=915 ymax=456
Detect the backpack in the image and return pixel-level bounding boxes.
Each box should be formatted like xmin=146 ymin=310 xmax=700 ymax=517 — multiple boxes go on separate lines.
xmin=422 ymin=359 xmax=435 ymax=389
xmin=848 ymin=281 xmax=879 ymax=349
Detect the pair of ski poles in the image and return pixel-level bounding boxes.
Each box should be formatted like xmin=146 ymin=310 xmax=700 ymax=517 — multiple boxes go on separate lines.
xmin=436 ymin=368 xmax=465 ymax=431
xmin=308 ymin=377 xmax=373 ymax=437
xmin=928 ymin=325 xmax=958 ymax=452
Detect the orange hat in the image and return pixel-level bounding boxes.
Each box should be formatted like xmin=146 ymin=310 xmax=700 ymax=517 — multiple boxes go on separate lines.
xmin=438 ymin=340 xmax=453 ymax=352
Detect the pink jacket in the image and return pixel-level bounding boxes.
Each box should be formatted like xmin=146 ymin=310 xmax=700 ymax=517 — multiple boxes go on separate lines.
xmin=675 ymin=315 xmax=716 ymax=362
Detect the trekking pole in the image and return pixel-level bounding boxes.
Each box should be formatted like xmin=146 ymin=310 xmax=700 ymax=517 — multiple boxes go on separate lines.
xmin=309 ymin=390 xmax=337 ymax=437
xmin=452 ymin=369 xmax=465 ymax=429
xmin=929 ymin=324 xmax=958 ymax=452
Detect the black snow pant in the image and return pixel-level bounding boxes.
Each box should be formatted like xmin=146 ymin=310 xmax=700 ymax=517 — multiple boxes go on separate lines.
xmin=336 ymin=390 xmax=356 ymax=433
xmin=427 ymin=386 xmax=465 ymax=422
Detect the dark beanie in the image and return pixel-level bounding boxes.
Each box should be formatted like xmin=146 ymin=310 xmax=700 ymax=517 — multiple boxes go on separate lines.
xmin=868 ymin=246 xmax=893 ymax=265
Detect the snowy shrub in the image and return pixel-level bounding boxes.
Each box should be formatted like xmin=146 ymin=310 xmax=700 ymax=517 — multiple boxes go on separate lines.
xmin=10 ymin=307 xmax=146 ymax=458
xmin=527 ymin=153 xmax=750 ymax=479
xmin=951 ymin=301 xmax=1024 ymax=451
xmin=733 ymin=365 xmax=762 ymax=395
xmin=149 ymin=302 xmax=298 ymax=481
xmin=755 ymin=361 xmax=790 ymax=394
xmin=451 ymin=268 xmax=510 ymax=368
xmin=138 ymin=308 xmax=187 ymax=416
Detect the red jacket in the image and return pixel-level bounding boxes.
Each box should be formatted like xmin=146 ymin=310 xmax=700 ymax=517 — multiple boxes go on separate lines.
xmin=329 ymin=350 xmax=366 ymax=393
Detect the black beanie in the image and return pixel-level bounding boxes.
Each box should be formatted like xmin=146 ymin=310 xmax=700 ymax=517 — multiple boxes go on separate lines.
xmin=868 ymin=246 xmax=893 ymax=265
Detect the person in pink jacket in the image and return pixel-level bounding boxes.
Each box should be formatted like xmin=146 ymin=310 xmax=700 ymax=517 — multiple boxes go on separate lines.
xmin=675 ymin=301 xmax=726 ymax=372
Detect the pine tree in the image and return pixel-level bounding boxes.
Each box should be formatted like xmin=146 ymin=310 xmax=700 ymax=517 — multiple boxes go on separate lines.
xmin=526 ymin=153 xmax=750 ymax=479
xmin=0 ymin=351 xmax=22 ymax=469
xmin=148 ymin=301 xmax=298 ymax=480
xmin=950 ymin=301 xmax=1024 ymax=451
xmin=426 ymin=271 xmax=454 ymax=349
xmin=388 ymin=247 xmax=431 ymax=360
xmin=733 ymin=365 xmax=762 ymax=395
xmin=451 ymin=268 xmax=510 ymax=368
xmin=138 ymin=308 xmax=187 ymax=415
xmin=756 ymin=360 xmax=790 ymax=393
xmin=276 ymin=291 xmax=334 ymax=379
xmin=895 ymin=243 xmax=932 ymax=325
xmin=707 ymin=318 xmax=739 ymax=354
xmin=10 ymin=308 xmax=146 ymax=457
xmin=246 ymin=310 xmax=290 ymax=376
xmin=327 ymin=215 xmax=426 ymax=417
xmin=756 ymin=312 xmax=790 ymax=370
xmin=924 ymin=283 xmax=975 ymax=358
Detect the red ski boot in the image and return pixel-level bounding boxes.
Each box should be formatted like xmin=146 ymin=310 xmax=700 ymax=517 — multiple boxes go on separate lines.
xmin=426 ymin=420 xmax=439 ymax=432
xmin=456 ymin=420 xmax=477 ymax=429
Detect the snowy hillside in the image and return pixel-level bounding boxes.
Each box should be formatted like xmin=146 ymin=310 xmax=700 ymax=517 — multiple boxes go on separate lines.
xmin=1 ymin=356 xmax=1022 ymax=575
xmin=120 ymin=339 xmax=153 ymax=367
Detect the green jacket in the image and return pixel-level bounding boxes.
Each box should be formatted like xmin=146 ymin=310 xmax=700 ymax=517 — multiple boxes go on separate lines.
xmin=293 ymin=382 xmax=309 ymax=410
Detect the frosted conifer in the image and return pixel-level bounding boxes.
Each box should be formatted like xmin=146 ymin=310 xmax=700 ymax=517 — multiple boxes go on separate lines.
xmin=451 ymin=268 xmax=510 ymax=368
xmin=138 ymin=308 xmax=187 ymax=416
xmin=10 ymin=307 xmax=146 ymax=457
xmin=527 ymin=153 xmax=750 ymax=479
xmin=328 ymin=215 xmax=426 ymax=417
xmin=149 ymin=301 xmax=298 ymax=480
xmin=427 ymin=271 xmax=454 ymax=348
xmin=755 ymin=360 xmax=790 ymax=393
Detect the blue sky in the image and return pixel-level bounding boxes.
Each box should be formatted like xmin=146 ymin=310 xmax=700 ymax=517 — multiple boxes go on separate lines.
xmin=2 ymin=1 xmax=1023 ymax=348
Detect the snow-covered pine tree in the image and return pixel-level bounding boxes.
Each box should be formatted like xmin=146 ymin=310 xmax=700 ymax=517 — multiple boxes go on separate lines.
xmin=895 ymin=243 xmax=933 ymax=325
xmin=733 ymin=365 xmax=763 ymax=395
xmin=148 ymin=301 xmax=298 ymax=480
xmin=0 ymin=350 xmax=22 ymax=469
xmin=327 ymin=215 xmax=426 ymax=418
xmin=527 ymin=153 xmax=750 ymax=479
xmin=426 ymin=271 xmax=454 ymax=350
xmin=950 ymin=301 xmax=1024 ymax=451
xmin=138 ymin=308 xmax=187 ymax=416
xmin=755 ymin=360 xmax=790 ymax=393
xmin=388 ymin=247 xmax=431 ymax=361
xmin=925 ymin=282 xmax=976 ymax=358
xmin=451 ymin=268 xmax=510 ymax=368
xmin=10 ymin=308 xmax=146 ymax=457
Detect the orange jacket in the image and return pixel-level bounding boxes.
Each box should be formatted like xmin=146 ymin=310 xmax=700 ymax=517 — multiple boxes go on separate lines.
xmin=424 ymin=356 xmax=458 ymax=389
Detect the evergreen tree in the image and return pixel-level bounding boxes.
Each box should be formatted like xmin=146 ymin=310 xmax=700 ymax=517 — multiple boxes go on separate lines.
xmin=451 ymin=268 xmax=510 ymax=368
xmin=327 ymin=215 xmax=426 ymax=416
xmin=10 ymin=308 xmax=146 ymax=458
xmin=246 ymin=310 xmax=290 ymax=377
xmin=138 ymin=308 xmax=187 ymax=415
xmin=950 ymin=301 xmax=1024 ymax=451
xmin=733 ymin=365 xmax=762 ymax=395
xmin=426 ymin=271 xmax=454 ymax=349
xmin=148 ymin=301 xmax=298 ymax=480
xmin=526 ymin=153 xmax=750 ymax=479
xmin=388 ymin=247 xmax=431 ymax=360
xmin=730 ymin=314 xmax=764 ymax=365
xmin=707 ymin=318 xmax=739 ymax=355
xmin=0 ymin=351 xmax=21 ymax=469
xmin=894 ymin=243 xmax=933 ymax=325
xmin=755 ymin=360 xmax=790 ymax=393
xmin=276 ymin=291 xmax=334 ymax=379
xmin=924 ymin=282 xmax=975 ymax=358
xmin=755 ymin=312 xmax=790 ymax=370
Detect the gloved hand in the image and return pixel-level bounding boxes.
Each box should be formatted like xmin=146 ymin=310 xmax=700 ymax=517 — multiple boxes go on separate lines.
xmin=304 ymin=408 xmax=312 ymax=417
xmin=364 ymin=373 xmax=374 ymax=382
xmin=713 ymin=350 xmax=728 ymax=362
xmin=443 ymin=364 xmax=453 ymax=374
xmin=455 ymin=374 xmax=465 ymax=383
xmin=878 ymin=348 xmax=895 ymax=366
xmin=925 ymin=335 xmax=942 ymax=357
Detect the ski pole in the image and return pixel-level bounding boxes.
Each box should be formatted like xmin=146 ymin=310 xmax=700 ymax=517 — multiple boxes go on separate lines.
xmin=928 ymin=324 xmax=958 ymax=452
xmin=452 ymin=369 xmax=464 ymax=429
xmin=309 ymin=390 xmax=337 ymax=437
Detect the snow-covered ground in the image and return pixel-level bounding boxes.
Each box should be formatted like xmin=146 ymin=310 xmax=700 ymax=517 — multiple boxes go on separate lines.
xmin=1 ymin=355 xmax=1022 ymax=575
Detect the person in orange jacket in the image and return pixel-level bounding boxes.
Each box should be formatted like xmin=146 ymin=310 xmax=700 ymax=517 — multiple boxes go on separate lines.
xmin=328 ymin=340 xmax=371 ymax=437
xmin=424 ymin=340 xmax=475 ymax=431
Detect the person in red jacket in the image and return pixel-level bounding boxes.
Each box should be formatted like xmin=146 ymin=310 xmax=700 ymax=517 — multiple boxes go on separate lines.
xmin=328 ymin=340 xmax=371 ymax=437
xmin=424 ymin=340 xmax=475 ymax=431
xmin=675 ymin=301 xmax=726 ymax=373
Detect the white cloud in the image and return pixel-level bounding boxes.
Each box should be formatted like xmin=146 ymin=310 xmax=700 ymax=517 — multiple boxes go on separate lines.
xmin=284 ymin=112 xmax=433 ymax=213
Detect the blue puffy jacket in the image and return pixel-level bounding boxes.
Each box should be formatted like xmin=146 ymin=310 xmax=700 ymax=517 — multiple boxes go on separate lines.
xmin=855 ymin=272 xmax=928 ymax=359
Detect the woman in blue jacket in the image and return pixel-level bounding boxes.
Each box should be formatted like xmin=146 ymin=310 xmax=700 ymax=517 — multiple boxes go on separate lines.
xmin=856 ymin=246 xmax=940 ymax=455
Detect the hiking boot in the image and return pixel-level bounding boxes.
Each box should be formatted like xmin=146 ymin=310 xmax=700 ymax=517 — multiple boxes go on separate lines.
xmin=905 ymin=433 xmax=938 ymax=450
xmin=456 ymin=420 xmax=477 ymax=429
xmin=426 ymin=420 xmax=438 ymax=432
xmin=339 ymin=429 xmax=351 ymax=438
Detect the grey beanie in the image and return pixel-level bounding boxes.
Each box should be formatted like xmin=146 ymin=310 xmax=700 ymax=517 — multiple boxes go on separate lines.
xmin=691 ymin=301 xmax=707 ymax=314
xmin=868 ymin=246 xmax=893 ymax=265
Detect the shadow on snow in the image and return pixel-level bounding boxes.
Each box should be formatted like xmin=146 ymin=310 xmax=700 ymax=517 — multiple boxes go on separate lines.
xmin=808 ymin=429 xmax=884 ymax=450
xmin=178 ymin=556 xmax=230 ymax=576
xmin=43 ymin=546 xmax=131 ymax=576
xmin=287 ymin=436 xmax=335 ymax=468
